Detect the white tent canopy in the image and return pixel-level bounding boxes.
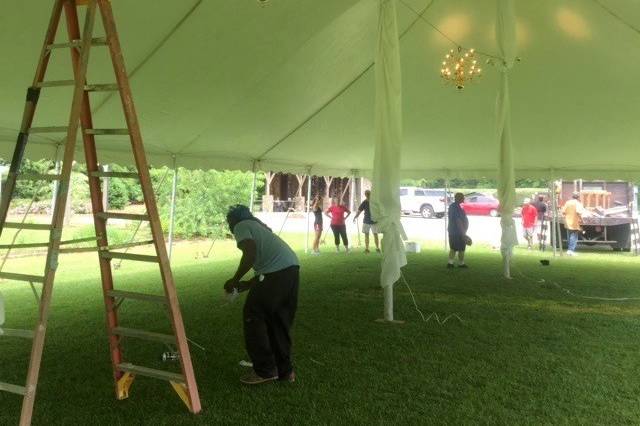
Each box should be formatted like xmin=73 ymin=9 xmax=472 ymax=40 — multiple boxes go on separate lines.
xmin=0 ymin=0 xmax=639 ymax=179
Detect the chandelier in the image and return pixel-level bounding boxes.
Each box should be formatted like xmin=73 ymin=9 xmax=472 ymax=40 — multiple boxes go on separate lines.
xmin=440 ymin=47 xmax=481 ymax=90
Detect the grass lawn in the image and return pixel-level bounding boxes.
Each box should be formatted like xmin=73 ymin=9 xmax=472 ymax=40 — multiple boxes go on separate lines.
xmin=1 ymin=236 xmax=639 ymax=425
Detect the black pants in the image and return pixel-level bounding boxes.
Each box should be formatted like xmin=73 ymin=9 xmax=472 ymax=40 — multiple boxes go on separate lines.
xmin=243 ymin=265 xmax=299 ymax=378
xmin=330 ymin=224 xmax=348 ymax=247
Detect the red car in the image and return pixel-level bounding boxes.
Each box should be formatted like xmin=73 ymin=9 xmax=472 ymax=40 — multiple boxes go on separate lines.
xmin=461 ymin=194 xmax=500 ymax=217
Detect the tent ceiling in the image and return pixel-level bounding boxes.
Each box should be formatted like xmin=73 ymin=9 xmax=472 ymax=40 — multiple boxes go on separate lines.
xmin=0 ymin=0 xmax=638 ymax=178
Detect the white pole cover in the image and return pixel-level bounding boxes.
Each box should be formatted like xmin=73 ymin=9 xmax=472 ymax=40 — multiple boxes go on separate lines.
xmin=370 ymin=0 xmax=406 ymax=321
xmin=495 ymin=0 xmax=518 ymax=278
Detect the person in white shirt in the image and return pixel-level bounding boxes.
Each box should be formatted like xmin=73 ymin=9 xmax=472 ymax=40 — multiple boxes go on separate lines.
xmin=224 ymin=205 xmax=300 ymax=385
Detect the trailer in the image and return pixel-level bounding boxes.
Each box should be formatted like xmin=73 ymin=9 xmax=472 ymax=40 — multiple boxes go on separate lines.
xmin=556 ymin=180 xmax=639 ymax=251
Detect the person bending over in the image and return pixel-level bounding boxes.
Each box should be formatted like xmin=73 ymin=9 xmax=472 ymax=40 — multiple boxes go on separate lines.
xmin=353 ymin=190 xmax=380 ymax=253
xmin=325 ymin=197 xmax=351 ymax=252
xmin=447 ymin=192 xmax=469 ymax=268
xmin=224 ymin=205 xmax=300 ymax=385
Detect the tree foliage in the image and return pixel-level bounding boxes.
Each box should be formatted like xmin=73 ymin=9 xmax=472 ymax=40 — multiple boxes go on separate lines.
xmin=156 ymin=169 xmax=261 ymax=239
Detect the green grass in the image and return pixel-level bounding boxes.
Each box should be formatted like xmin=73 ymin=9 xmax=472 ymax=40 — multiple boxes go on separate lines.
xmin=1 ymin=236 xmax=639 ymax=425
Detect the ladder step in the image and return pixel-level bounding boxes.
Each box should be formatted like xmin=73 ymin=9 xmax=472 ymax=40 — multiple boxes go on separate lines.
xmin=0 ymin=381 xmax=27 ymax=396
xmin=100 ymin=252 xmax=159 ymax=263
xmin=85 ymin=129 xmax=129 ymax=135
xmin=0 ymin=328 xmax=35 ymax=339
xmin=15 ymin=173 xmax=62 ymax=182
xmin=96 ymin=212 xmax=149 ymax=221
xmin=59 ymin=239 xmax=154 ymax=254
xmin=46 ymin=37 xmax=108 ymax=50
xmin=112 ymin=327 xmax=176 ymax=344
xmin=29 ymin=126 xmax=68 ymax=134
xmin=89 ymin=171 xmax=139 ymax=179
xmin=34 ymin=80 xmax=75 ymax=88
xmin=84 ymin=84 xmax=119 ymax=92
xmin=3 ymin=222 xmax=52 ymax=231
xmin=107 ymin=290 xmax=167 ymax=304
xmin=0 ymin=272 xmax=45 ymax=283
xmin=116 ymin=363 xmax=184 ymax=383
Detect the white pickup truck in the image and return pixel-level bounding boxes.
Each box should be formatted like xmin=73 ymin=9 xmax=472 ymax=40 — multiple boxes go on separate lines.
xmin=399 ymin=187 xmax=450 ymax=219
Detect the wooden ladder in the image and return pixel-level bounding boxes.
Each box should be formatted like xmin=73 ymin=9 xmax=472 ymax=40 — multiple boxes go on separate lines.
xmin=0 ymin=1 xmax=201 ymax=424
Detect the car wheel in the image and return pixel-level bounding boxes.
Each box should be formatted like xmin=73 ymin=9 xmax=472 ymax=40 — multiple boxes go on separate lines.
xmin=420 ymin=205 xmax=435 ymax=219
xmin=489 ymin=209 xmax=499 ymax=217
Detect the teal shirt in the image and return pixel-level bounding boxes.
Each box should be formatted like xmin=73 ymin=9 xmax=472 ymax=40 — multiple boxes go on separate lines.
xmin=233 ymin=220 xmax=299 ymax=275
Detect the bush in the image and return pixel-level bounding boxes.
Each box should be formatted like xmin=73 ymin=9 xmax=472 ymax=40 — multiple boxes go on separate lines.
xmin=157 ymin=169 xmax=255 ymax=239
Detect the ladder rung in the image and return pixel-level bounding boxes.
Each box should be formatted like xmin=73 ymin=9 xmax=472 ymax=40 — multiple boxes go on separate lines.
xmin=15 ymin=173 xmax=62 ymax=182
xmin=100 ymin=252 xmax=159 ymax=263
xmin=0 ymin=328 xmax=35 ymax=339
xmin=107 ymin=290 xmax=167 ymax=304
xmin=116 ymin=363 xmax=184 ymax=383
xmin=58 ymin=239 xmax=154 ymax=254
xmin=84 ymin=84 xmax=119 ymax=92
xmin=29 ymin=126 xmax=68 ymax=134
xmin=60 ymin=236 xmax=99 ymax=246
xmin=0 ymin=242 xmax=49 ymax=250
xmin=102 ymin=240 xmax=155 ymax=251
xmin=0 ymin=381 xmax=27 ymax=396
xmin=96 ymin=213 xmax=149 ymax=221
xmin=112 ymin=327 xmax=176 ymax=344
xmin=46 ymin=37 xmax=108 ymax=50
xmin=3 ymin=222 xmax=52 ymax=231
xmin=89 ymin=171 xmax=139 ymax=179
xmin=85 ymin=129 xmax=129 ymax=135
xmin=0 ymin=272 xmax=45 ymax=283
xmin=34 ymin=80 xmax=75 ymax=88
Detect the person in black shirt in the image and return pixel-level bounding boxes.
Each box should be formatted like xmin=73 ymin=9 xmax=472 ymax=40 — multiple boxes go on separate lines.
xmin=353 ymin=190 xmax=380 ymax=253
xmin=311 ymin=195 xmax=323 ymax=255
xmin=533 ymin=195 xmax=548 ymax=245
xmin=447 ymin=192 xmax=470 ymax=268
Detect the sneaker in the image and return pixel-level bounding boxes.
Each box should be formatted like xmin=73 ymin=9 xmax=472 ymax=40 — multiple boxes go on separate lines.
xmin=458 ymin=264 xmax=468 ymax=268
xmin=335 ymin=246 xmax=340 ymax=253
xmin=566 ymin=250 xmax=577 ymax=257
xmin=279 ymin=371 xmax=296 ymax=383
xmin=310 ymin=251 xmax=320 ymax=256
xmin=446 ymin=263 xmax=454 ymax=269
xmin=364 ymin=249 xmax=370 ymax=254
xmin=240 ymin=371 xmax=277 ymax=385
xmin=376 ymin=248 xmax=381 ymax=253
xmin=344 ymin=247 xmax=350 ymax=253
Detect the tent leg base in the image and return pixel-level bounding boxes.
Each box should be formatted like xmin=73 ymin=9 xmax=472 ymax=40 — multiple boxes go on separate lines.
xmin=374 ymin=318 xmax=405 ymax=325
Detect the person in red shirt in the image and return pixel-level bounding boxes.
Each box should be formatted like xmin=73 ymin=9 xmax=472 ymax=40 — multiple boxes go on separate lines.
xmin=325 ymin=197 xmax=351 ymax=252
xmin=521 ymin=198 xmax=538 ymax=250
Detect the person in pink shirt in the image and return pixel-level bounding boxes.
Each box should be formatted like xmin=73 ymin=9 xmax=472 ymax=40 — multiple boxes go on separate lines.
xmin=521 ymin=198 xmax=538 ymax=250
xmin=325 ymin=197 xmax=351 ymax=252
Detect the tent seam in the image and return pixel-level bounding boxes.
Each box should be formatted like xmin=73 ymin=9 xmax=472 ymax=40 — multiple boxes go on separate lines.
xmin=256 ymin=0 xmax=436 ymax=161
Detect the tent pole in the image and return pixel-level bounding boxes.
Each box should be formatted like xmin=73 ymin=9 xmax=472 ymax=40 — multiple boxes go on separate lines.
xmin=305 ymin=171 xmax=312 ymax=254
xmin=168 ymin=157 xmax=178 ymax=261
xmin=550 ymin=180 xmax=557 ymax=257
xmin=249 ymin=162 xmax=258 ymax=213
xmin=101 ymin=164 xmax=109 ymax=211
xmin=444 ymin=178 xmax=449 ymax=251
xmin=495 ymin=0 xmax=518 ymax=280
xmin=555 ymin=180 xmax=563 ymax=256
